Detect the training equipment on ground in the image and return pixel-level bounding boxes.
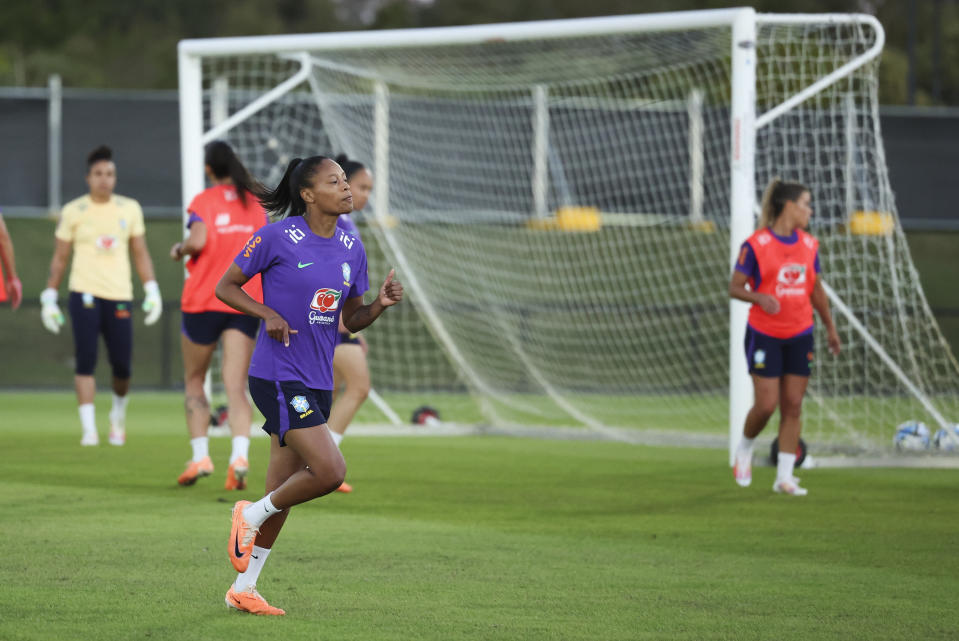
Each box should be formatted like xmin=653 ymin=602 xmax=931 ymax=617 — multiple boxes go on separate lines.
xmin=893 ymin=421 xmax=931 ymax=451
xmin=933 ymin=425 xmax=959 ymax=451
xmin=178 ymin=10 xmax=959 ymax=457
xmin=411 ymin=406 xmax=441 ymax=427
xmin=770 ymin=437 xmax=808 ymax=468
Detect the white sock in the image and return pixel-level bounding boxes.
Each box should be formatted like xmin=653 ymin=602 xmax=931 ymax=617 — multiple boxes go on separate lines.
xmin=79 ymin=403 xmax=96 ymax=435
xmin=329 ymin=430 xmax=344 ymax=448
xmin=777 ymin=452 xmax=797 ymax=482
xmin=230 ymin=436 xmax=250 ymax=463
xmin=110 ymin=393 xmax=129 ymax=425
xmin=737 ymin=436 xmax=755 ymax=458
xmin=234 ymin=545 xmax=271 ymax=593
xmin=243 ymin=492 xmax=281 ymax=529
xmin=190 ymin=436 xmax=209 ymax=462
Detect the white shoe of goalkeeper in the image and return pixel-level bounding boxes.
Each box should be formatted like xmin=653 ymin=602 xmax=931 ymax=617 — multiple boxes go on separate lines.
xmin=772 ymin=478 xmax=808 ymax=496
xmin=733 ymin=453 xmax=752 ymax=487
xmin=108 ymin=422 xmax=125 ymax=446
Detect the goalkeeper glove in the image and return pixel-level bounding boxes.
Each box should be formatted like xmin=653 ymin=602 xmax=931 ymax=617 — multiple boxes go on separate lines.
xmin=40 ymin=288 xmax=65 ymax=334
xmin=142 ymin=280 xmax=162 ymax=326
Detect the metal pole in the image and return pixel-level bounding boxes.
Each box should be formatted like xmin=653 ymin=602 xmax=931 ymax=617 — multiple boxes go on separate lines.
xmin=728 ymin=9 xmax=757 ymax=466
xmin=47 ymin=74 xmax=62 ymax=216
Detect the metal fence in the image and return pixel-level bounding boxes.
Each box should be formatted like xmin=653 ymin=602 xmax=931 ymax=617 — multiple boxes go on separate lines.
xmin=2 ymin=78 xmax=958 ymax=228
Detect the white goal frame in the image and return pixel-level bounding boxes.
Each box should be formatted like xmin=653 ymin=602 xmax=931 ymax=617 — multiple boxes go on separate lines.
xmin=178 ymin=8 xmax=952 ymax=458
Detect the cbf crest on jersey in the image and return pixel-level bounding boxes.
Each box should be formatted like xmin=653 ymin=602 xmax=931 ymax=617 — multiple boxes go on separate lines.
xmin=342 ymin=262 xmax=351 ymax=285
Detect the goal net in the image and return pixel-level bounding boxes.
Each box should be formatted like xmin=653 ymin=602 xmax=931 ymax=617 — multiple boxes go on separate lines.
xmin=179 ymin=10 xmax=959 ymax=454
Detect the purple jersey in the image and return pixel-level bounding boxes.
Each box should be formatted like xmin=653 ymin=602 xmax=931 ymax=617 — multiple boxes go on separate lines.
xmin=336 ymin=213 xmax=361 ymax=240
xmin=233 ymin=217 xmax=369 ymax=389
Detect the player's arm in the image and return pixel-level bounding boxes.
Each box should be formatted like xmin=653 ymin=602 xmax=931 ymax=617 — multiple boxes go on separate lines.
xmin=130 ymin=234 xmax=163 ymax=325
xmin=0 ymin=214 xmax=22 ymax=309
xmin=811 ymin=279 xmax=841 ymax=355
xmin=342 ymin=269 xmax=403 ymax=333
xmin=45 ymin=238 xmax=72 ymax=290
xmin=171 ymin=220 xmax=207 ymax=261
xmin=40 ymin=238 xmax=72 ymax=333
xmin=216 ymin=263 xmax=297 ymax=346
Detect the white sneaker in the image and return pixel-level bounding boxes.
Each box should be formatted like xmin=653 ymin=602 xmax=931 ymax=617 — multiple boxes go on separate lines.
xmin=80 ymin=431 xmax=99 ymax=446
xmin=733 ymin=453 xmax=752 ymax=487
xmin=773 ymin=478 xmax=808 ymax=496
xmin=108 ymin=424 xmax=125 ymax=446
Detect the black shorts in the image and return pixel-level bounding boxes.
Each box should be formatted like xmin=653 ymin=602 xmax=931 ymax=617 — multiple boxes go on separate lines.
xmin=181 ymin=311 xmax=259 ymax=345
xmin=744 ymin=326 xmax=814 ymax=378
xmin=248 ymin=376 xmax=332 ymax=446
xmin=68 ymin=292 xmax=133 ymax=378
xmin=337 ymin=331 xmax=361 ymax=346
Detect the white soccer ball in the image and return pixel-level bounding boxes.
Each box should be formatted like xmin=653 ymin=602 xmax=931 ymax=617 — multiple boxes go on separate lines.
xmin=893 ymin=421 xmax=931 ymax=451
xmin=933 ymin=424 xmax=959 ymax=451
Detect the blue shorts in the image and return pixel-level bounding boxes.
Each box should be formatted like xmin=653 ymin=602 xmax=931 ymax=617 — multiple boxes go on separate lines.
xmin=181 ymin=311 xmax=259 ymax=345
xmin=744 ymin=326 xmax=814 ymax=378
xmin=248 ymin=376 xmax=332 ymax=446
xmin=68 ymin=292 xmax=133 ymax=378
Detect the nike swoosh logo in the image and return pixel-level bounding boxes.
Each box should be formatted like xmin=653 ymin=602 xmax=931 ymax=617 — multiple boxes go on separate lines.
xmin=297 ymin=261 xmax=313 ymax=268
xmin=251 ymin=554 xmax=259 ymax=559
xmin=234 ymin=534 xmax=245 ymax=560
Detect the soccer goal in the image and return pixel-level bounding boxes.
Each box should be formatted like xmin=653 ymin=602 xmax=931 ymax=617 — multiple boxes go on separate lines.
xmin=178 ymin=9 xmax=959 ymax=456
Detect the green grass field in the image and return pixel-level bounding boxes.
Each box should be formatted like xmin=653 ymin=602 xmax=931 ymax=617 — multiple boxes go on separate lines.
xmin=1 ymin=392 xmax=958 ymax=641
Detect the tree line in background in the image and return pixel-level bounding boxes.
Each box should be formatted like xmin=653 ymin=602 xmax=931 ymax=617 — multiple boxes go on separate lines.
xmin=0 ymin=0 xmax=956 ymax=105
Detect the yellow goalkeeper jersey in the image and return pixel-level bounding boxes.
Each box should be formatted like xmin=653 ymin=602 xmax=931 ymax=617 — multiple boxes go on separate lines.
xmin=55 ymin=194 xmax=145 ymax=301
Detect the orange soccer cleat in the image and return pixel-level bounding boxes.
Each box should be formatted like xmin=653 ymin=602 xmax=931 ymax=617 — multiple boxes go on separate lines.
xmin=229 ymin=500 xmax=257 ymax=572
xmin=224 ymin=457 xmax=249 ymax=491
xmin=177 ymin=456 xmax=214 ymax=486
xmin=335 ymin=480 xmax=353 ymax=493
xmin=225 ymin=585 xmax=285 ymax=616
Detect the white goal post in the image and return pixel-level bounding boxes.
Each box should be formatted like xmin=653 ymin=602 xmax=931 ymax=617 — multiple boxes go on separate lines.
xmin=178 ymin=8 xmax=959 ymax=455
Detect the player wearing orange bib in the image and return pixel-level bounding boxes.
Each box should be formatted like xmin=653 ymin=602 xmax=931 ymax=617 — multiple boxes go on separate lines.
xmin=171 ymin=141 xmax=267 ymax=490
xmin=728 ymin=179 xmax=841 ymax=496
xmin=0 ymin=212 xmax=23 ymax=309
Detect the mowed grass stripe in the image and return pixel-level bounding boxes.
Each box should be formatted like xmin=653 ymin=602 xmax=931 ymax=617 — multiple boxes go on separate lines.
xmin=0 ymin=393 xmax=957 ymax=640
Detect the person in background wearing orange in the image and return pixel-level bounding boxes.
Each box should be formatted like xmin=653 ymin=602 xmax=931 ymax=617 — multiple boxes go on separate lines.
xmin=729 ymin=178 xmax=840 ymax=496
xmin=0 ymin=212 xmax=23 ymax=310
xmin=171 ymin=141 xmax=267 ymax=490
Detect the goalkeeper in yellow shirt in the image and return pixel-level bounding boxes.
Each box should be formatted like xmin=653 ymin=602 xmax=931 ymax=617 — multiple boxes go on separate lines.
xmin=41 ymin=145 xmax=162 ymax=446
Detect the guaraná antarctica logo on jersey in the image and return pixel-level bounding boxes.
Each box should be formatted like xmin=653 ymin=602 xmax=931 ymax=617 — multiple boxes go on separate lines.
xmin=775 ymin=263 xmax=807 ymax=297
xmin=95 ymin=235 xmax=117 ymax=251
xmin=308 ymin=288 xmax=342 ymax=326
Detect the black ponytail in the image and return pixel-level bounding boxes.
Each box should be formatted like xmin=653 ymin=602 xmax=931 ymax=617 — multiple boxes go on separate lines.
xmin=334 ymin=154 xmax=366 ymax=182
xmin=256 ymin=155 xmax=330 ymax=219
xmin=204 ymin=140 xmax=260 ymax=205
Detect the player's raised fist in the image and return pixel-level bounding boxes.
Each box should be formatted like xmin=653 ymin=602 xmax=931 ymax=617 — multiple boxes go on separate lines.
xmin=377 ymin=269 xmax=403 ymax=307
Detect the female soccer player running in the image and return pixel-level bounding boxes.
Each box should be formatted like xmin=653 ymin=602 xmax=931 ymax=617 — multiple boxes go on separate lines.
xmin=171 ymin=141 xmax=268 ymax=489
xmin=215 ymin=156 xmax=402 ymax=615
xmin=729 ymin=179 xmax=841 ymax=496
xmin=40 ymin=145 xmax=162 ymax=446
xmin=327 ymin=154 xmax=375 ymax=493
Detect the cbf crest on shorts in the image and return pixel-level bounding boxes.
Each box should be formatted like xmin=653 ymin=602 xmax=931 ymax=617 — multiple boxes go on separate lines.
xmin=290 ymin=395 xmax=310 ymax=413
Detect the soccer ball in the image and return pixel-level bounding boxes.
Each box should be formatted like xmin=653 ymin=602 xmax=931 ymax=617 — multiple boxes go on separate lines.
xmin=933 ymin=424 xmax=959 ymax=451
xmin=893 ymin=421 xmax=931 ymax=451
